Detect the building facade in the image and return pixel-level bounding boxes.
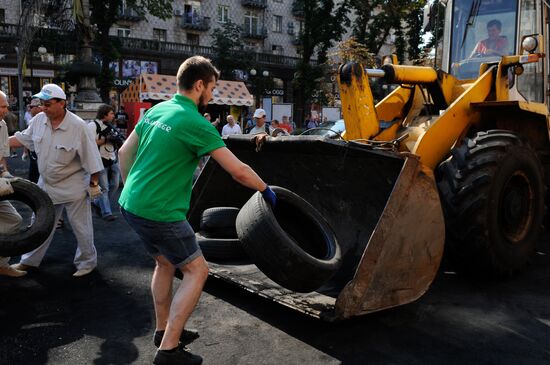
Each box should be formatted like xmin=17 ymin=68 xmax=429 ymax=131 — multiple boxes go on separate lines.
xmin=0 ymin=0 xmax=314 ymax=112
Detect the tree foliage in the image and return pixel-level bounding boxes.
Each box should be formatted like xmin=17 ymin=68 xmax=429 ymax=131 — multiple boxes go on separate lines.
xmin=349 ymin=0 xmax=426 ymax=63
xmin=293 ymin=0 xmax=350 ymax=111
xmin=89 ymin=0 xmax=173 ymax=101
xmin=210 ymin=21 xmax=253 ymax=80
xmin=14 ymin=0 xmax=73 ymax=124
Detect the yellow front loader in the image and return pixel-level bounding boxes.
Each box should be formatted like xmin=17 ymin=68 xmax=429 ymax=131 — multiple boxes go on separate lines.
xmin=189 ymin=0 xmax=549 ymax=320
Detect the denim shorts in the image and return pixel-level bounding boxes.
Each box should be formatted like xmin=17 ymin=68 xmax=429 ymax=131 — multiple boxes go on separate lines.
xmin=121 ymin=208 xmax=202 ymax=267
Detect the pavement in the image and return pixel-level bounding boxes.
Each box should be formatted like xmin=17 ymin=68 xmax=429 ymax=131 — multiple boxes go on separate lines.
xmin=1 ymin=150 xmax=550 ymax=365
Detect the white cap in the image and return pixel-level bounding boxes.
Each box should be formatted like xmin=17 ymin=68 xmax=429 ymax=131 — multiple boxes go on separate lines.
xmin=33 ymin=84 xmax=66 ymax=100
xmin=253 ymin=108 xmax=266 ymax=118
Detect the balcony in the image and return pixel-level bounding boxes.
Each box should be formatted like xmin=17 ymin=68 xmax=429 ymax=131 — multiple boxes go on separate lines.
xmin=180 ymin=15 xmax=210 ymax=31
xmin=291 ymin=35 xmax=301 ymax=46
xmin=292 ymin=0 xmax=305 ymax=18
xmin=241 ymin=0 xmax=268 ymax=9
xmin=242 ymin=26 xmax=268 ymax=40
xmin=117 ymin=8 xmax=144 ymax=22
xmin=111 ymin=35 xmax=314 ymax=68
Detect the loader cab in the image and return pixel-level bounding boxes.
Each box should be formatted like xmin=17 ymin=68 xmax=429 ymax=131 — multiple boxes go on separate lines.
xmin=442 ymin=0 xmax=545 ymax=103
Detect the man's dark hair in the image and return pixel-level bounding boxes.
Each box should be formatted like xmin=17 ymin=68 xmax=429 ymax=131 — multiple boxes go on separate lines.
xmin=177 ymin=56 xmax=220 ymax=91
xmin=96 ymin=104 xmax=114 ymax=120
xmin=487 ymin=19 xmax=502 ymax=30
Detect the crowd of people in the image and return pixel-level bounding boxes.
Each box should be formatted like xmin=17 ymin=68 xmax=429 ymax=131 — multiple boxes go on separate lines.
xmin=0 ymin=56 xmax=277 ymax=365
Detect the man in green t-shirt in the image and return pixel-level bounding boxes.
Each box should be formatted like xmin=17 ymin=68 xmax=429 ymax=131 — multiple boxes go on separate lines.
xmin=118 ymin=56 xmax=275 ymax=365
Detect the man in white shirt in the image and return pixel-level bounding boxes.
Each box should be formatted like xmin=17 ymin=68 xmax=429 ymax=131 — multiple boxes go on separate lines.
xmin=8 ymin=84 xmax=104 ymax=277
xmin=247 ymin=108 xmax=269 ymax=135
xmin=221 ymin=115 xmax=241 ymax=136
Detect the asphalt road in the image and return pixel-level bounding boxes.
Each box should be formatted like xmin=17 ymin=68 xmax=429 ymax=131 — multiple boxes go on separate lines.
xmin=1 ymin=152 xmax=550 ymax=365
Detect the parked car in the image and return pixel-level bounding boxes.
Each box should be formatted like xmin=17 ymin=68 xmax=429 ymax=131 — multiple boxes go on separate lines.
xmin=301 ymin=119 xmax=345 ymax=139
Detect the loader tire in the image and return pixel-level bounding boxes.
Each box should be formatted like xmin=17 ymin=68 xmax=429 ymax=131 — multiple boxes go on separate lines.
xmin=0 ymin=179 xmax=55 ymax=257
xmin=199 ymin=207 xmax=239 ymax=239
xmin=236 ymin=186 xmax=341 ymax=293
xmin=196 ymin=232 xmax=246 ymax=260
xmin=437 ymin=130 xmax=544 ymax=276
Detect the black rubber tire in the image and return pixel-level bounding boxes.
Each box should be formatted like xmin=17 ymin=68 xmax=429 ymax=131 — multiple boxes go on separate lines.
xmin=196 ymin=232 xmax=246 ymax=260
xmin=199 ymin=207 xmax=239 ymax=239
xmin=236 ymin=186 xmax=341 ymax=293
xmin=0 ymin=179 xmax=55 ymax=257
xmin=437 ymin=130 xmax=545 ymax=276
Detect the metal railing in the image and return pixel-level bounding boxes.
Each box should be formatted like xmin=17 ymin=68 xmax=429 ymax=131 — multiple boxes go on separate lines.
xmin=0 ymin=23 xmax=314 ymax=69
xmin=241 ymin=0 xmax=268 ymax=8
xmin=180 ymin=15 xmax=210 ymax=31
xmin=242 ymin=26 xmax=268 ymax=39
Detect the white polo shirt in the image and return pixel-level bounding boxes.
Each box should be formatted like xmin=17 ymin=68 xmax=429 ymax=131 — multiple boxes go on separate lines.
xmin=15 ymin=110 xmax=103 ymax=204
xmin=222 ymin=123 xmax=242 ymax=136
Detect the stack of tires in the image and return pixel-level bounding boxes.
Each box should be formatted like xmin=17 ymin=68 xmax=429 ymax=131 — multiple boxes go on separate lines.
xmin=196 ymin=207 xmax=246 ymax=261
xmin=198 ymin=186 xmax=343 ymax=293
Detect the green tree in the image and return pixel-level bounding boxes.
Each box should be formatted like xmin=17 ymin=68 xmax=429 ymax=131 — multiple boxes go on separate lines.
xmin=210 ymin=21 xmax=253 ymax=80
xmin=89 ymin=0 xmax=173 ymax=101
xmin=15 ymin=0 xmax=73 ymax=126
xmin=293 ymin=0 xmax=350 ymax=120
xmin=349 ymin=0 xmax=426 ymax=63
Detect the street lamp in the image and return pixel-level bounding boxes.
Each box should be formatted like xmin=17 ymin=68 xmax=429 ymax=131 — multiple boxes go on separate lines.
xmin=249 ymin=69 xmax=272 ymax=107
xmin=37 ymin=46 xmax=47 ymax=59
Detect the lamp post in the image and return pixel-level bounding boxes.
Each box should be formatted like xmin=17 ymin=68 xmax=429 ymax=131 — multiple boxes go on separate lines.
xmin=249 ymin=69 xmax=270 ymax=107
xmin=30 ymin=46 xmax=47 ymax=91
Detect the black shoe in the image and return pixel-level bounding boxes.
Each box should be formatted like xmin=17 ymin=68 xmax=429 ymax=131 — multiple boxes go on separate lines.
xmin=102 ymin=214 xmax=116 ymax=221
xmin=154 ymin=329 xmax=200 ymax=348
xmin=153 ymin=346 xmax=202 ymax=365
xmin=91 ymin=203 xmax=101 ymax=217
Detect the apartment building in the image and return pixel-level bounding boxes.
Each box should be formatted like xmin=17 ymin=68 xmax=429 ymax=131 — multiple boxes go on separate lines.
xmin=0 ymin=0 xmax=312 ymax=108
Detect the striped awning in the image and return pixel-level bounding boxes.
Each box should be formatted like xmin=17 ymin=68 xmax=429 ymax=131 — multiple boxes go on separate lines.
xmin=121 ymin=73 xmax=253 ymax=106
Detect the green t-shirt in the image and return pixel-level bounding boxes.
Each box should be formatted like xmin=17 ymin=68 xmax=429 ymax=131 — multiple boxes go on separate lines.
xmin=119 ymin=94 xmax=225 ymax=221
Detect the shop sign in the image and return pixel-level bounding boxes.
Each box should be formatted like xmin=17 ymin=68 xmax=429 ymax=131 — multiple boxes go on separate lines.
xmin=264 ymin=88 xmax=284 ymax=96
xmin=0 ymin=68 xmax=54 ymax=77
xmin=114 ymin=78 xmax=133 ymax=88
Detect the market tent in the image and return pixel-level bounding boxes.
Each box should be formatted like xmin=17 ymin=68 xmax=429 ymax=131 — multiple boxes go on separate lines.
xmin=121 ymin=73 xmax=253 ymax=106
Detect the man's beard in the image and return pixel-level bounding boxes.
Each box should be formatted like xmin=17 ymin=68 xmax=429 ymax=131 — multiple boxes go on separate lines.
xmin=198 ymin=92 xmax=209 ymax=114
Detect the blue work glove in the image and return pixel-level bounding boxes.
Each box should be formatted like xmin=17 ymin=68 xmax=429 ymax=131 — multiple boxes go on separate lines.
xmin=261 ymin=186 xmax=276 ymax=208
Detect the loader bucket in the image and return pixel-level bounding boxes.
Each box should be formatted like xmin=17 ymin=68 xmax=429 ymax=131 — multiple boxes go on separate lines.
xmin=189 ymin=134 xmax=445 ymax=320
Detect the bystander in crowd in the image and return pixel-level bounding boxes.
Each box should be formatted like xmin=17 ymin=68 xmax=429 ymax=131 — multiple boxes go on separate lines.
xmin=0 ymin=90 xmax=25 ymax=278
xmin=221 ymin=115 xmax=241 ymax=136
xmin=8 ymin=84 xmax=104 ymax=277
xmin=88 ymin=104 xmax=121 ymax=221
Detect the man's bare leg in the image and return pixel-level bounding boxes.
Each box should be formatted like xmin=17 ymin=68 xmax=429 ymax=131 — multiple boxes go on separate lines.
xmin=159 ymin=255 xmax=208 ymax=350
xmin=151 ymin=255 xmax=176 ymax=332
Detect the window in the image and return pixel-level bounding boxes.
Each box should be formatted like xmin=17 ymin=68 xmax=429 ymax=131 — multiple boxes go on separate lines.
xmin=272 ymin=44 xmax=283 ymax=55
xmin=217 ymin=5 xmax=229 ymax=23
xmin=187 ymin=33 xmax=199 ymax=45
xmin=184 ymin=3 xmax=202 ymax=25
xmin=0 ymin=9 xmax=5 ymax=23
xmin=153 ymin=28 xmax=167 ymax=42
xmin=517 ymin=0 xmax=543 ymax=102
xmin=117 ymin=27 xmax=131 ymax=38
xmin=244 ymin=11 xmax=259 ymax=33
xmin=273 ymin=0 xmax=283 ymax=2
xmin=273 ymin=15 xmax=282 ymax=33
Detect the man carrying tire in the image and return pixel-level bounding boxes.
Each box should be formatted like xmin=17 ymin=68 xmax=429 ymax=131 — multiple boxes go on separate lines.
xmin=118 ymin=56 xmax=276 ymax=365
xmin=8 ymin=84 xmax=104 ymax=278
xmin=0 ymin=90 xmax=25 ymax=278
